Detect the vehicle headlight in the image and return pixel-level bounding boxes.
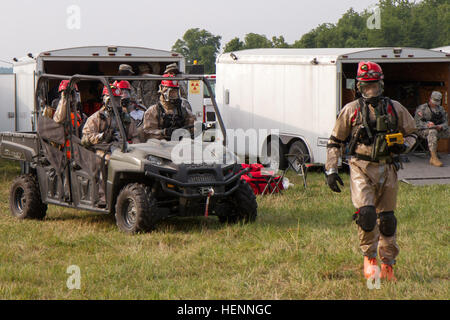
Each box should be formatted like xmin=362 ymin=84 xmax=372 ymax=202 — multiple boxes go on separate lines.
xmin=147 ymin=155 xmax=164 ymax=166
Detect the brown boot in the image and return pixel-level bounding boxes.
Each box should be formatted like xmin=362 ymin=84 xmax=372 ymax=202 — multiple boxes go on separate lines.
xmin=430 ymin=151 xmax=443 ymax=167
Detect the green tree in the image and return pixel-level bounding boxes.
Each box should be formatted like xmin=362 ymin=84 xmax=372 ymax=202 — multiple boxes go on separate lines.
xmin=243 ymin=33 xmax=273 ymax=49
xmin=223 ymin=37 xmax=245 ymax=52
xmin=292 ymin=23 xmax=336 ymax=48
xmin=334 ymin=8 xmax=368 ymax=47
xmin=272 ymin=36 xmax=290 ymax=48
xmin=292 ymin=0 xmax=449 ymax=49
xmin=172 ymin=28 xmax=221 ymax=74
xmin=223 ymin=33 xmax=288 ymax=52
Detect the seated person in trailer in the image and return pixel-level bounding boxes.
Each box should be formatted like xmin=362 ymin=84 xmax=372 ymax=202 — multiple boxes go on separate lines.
xmin=415 ymin=91 xmax=449 ymax=167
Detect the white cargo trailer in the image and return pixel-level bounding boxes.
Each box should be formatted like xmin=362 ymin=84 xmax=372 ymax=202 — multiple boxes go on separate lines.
xmin=216 ymin=47 xmax=450 ymax=166
xmin=433 ymin=46 xmax=450 ymax=53
xmin=0 ymin=73 xmax=16 ymax=132
xmin=1 ymin=46 xmax=186 ymax=132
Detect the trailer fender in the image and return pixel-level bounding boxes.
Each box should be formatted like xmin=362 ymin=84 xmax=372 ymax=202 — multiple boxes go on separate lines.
xmin=280 ymin=135 xmax=313 ymax=163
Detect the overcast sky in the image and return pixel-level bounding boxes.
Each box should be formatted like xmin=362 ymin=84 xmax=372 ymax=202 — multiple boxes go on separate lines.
xmin=0 ymin=0 xmax=380 ymax=64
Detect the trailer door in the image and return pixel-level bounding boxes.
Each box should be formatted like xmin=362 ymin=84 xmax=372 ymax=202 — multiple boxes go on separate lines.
xmin=0 ymin=74 xmax=16 ymax=132
xmin=15 ymin=71 xmax=36 ymax=132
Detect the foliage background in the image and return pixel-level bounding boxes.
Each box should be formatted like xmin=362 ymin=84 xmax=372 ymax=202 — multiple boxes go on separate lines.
xmin=171 ymin=0 xmax=449 ymax=73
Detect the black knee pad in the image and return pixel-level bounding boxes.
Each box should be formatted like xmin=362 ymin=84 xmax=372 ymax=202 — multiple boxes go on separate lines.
xmin=379 ymin=211 xmax=397 ymax=237
xmin=356 ymin=206 xmax=377 ymax=232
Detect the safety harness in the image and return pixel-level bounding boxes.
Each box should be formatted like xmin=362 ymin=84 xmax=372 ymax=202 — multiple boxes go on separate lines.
xmin=156 ymin=101 xmax=186 ymax=131
xmin=352 ymin=97 xmax=400 ymax=163
xmin=328 ymin=97 xmax=402 ymax=164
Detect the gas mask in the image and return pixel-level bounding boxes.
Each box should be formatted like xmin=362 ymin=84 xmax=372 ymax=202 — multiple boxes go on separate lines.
xmin=358 ymin=81 xmax=384 ymax=106
xmin=104 ymin=96 xmax=123 ymax=115
xmin=120 ymin=89 xmax=131 ymax=110
xmin=161 ymin=86 xmax=181 ymax=103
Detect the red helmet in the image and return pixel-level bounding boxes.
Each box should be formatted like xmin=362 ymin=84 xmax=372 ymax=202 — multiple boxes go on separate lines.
xmin=356 ymin=61 xmax=384 ymax=82
xmin=102 ymin=84 xmax=122 ymax=97
xmin=161 ymin=74 xmax=179 ymax=88
xmin=58 ymin=80 xmax=78 ymax=92
xmin=116 ymin=80 xmax=131 ymax=90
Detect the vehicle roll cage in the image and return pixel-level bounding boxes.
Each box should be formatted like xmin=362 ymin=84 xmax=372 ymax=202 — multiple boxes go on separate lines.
xmin=35 ymin=74 xmax=226 ymax=153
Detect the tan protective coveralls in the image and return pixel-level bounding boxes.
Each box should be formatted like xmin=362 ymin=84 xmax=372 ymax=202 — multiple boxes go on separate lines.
xmin=326 ymin=98 xmax=417 ymax=264
xmin=81 ymin=106 xmax=137 ymax=204
xmin=82 ymin=107 xmax=138 ymax=147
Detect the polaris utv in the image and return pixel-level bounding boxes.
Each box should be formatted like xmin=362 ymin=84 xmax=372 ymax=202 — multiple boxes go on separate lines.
xmin=0 ymin=74 xmax=257 ymax=233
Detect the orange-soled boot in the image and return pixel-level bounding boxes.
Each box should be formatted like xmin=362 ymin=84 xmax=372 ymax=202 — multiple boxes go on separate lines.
xmin=380 ymin=264 xmax=397 ymax=282
xmin=364 ymin=256 xmax=378 ymax=279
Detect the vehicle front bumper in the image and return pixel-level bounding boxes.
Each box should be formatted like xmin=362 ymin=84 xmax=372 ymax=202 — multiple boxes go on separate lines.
xmin=144 ymin=163 xmax=248 ymax=199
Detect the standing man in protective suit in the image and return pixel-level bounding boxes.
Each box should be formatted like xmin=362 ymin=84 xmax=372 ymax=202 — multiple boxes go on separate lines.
xmin=142 ymin=74 xmax=196 ymax=141
xmin=324 ymin=61 xmax=418 ymax=282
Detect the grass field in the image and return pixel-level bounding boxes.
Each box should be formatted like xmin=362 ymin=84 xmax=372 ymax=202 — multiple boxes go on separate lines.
xmin=0 ymin=159 xmax=448 ymax=300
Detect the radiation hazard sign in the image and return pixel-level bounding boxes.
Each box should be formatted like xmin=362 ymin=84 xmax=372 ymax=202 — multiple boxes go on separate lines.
xmin=189 ymin=80 xmax=201 ymax=94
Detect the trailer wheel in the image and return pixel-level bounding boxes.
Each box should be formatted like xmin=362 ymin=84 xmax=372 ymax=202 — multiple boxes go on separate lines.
xmin=219 ymin=181 xmax=257 ymax=224
xmin=9 ymin=174 xmax=47 ymax=220
xmin=115 ymin=183 xmax=158 ymax=233
xmin=287 ymin=140 xmax=310 ymax=173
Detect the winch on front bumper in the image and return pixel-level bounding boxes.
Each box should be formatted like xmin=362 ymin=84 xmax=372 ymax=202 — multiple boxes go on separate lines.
xmin=144 ymin=163 xmax=248 ymax=199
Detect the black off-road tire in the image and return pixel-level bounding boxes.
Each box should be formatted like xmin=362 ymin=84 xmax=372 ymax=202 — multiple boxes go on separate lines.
xmin=9 ymin=174 xmax=47 ymax=220
xmin=115 ymin=183 xmax=158 ymax=233
xmin=219 ymin=181 xmax=258 ymax=224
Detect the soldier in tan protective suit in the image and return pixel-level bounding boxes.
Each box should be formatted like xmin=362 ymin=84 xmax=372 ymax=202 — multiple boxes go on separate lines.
xmin=141 ymin=74 xmax=196 ymax=141
xmin=325 ymin=61 xmax=418 ymax=282
xmin=82 ymin=84 xmax=136 ymax=206
xmin=414 ymin=91 xmax=450 ymax=167
xmin=82 ymin=84 xmax=133 ymax=147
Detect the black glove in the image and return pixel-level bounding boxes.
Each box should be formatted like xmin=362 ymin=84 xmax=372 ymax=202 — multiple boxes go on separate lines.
xmin=388 ymin=143 xmax=407 ymax=154
xmin=103 ymin=128 xmax=115 ymax=143
xmin=163 ymin=127 xmax=175 ymax=139
xmin=326 ymin=173 xmax=344 ymax=193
